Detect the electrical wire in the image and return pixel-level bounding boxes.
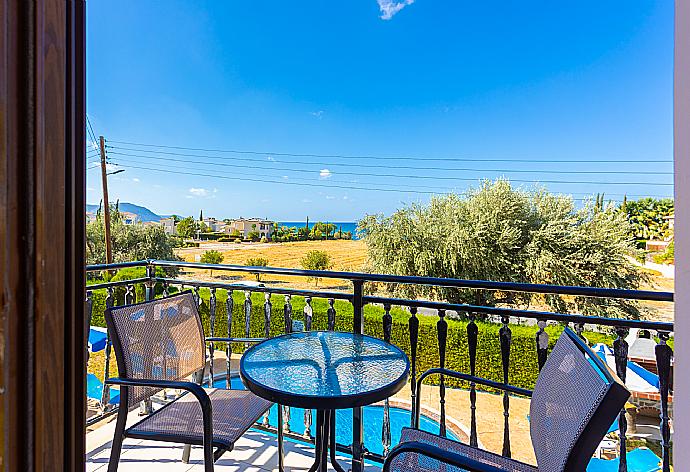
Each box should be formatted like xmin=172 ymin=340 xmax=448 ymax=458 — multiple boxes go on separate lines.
xmin=107 ymin=152 xmax=673 ymax=187
xmin=107 ymin=140 xmax=673 ymax=164
xmin=107 ymin=146 xmax=673 ymax=175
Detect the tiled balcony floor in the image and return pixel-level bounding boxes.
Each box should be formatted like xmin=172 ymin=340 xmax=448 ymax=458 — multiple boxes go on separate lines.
xmin=86 ymin=408 xmax=379 ymax=472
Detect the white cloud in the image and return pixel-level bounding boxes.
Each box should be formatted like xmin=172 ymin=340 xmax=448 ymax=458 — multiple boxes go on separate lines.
xmin=105 ymin=163 xmax=119 ymax=172
xmin=282 ymin=176 xmax=289 ymax=180
xmin=343 ymin=195 xmax=349 ymax=200
xmin=319 ymin=169 xmax=333 ymax=179
xmin=267 ymin=156 xmax=276 ymax=161
xmin=302 ymin=198 xmax=312 ymax=203
xmin=132 ymin=177 xmax=140 ymax=183
xmin=188 ymin=187 xmax=209 ymax=197
xmin=325 ymin=195 xmax=336 ymax=200
xmin=377 ymin=0 xmax=414 ymax=20
xmin=87 ymin=187 xmax=96 ymax=192
xmin=310 ymin=110 xmax=324 ymax=119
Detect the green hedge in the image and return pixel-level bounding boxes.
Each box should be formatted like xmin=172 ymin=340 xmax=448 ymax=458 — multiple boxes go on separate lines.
xmin=87 ymin=284 xmax=616 ymax=392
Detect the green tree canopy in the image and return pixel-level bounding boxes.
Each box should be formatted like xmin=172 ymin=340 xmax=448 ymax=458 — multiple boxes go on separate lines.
xmin=358 ymin=180 xmax=646 ymax=318
xmin=621 ymin=197 xmax=674 ymax=240
xmin=86 ymin=217 xmax=177 ymax=266
xmin=176 ymin=216 xmax=198 ymax=238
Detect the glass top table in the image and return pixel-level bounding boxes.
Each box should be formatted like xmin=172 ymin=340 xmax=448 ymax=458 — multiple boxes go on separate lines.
xmin=240 ymin=331 xmax=410 ymax=409
xmin=239 ymin=331 xmax=410 ymax=472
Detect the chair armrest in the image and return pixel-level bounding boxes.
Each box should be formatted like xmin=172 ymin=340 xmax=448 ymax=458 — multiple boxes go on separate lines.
xmin=205 ymin=337 xmax=265 ymax=344
xmin=105 ymin=377 xmax=211 ymax=413
xmin=414 ymin=368 xmax=531 ymax=428
xmin=383 ymin=441 xmax=507 ymax=472
xmin=417 ymin=368 xmax=532 ymax=397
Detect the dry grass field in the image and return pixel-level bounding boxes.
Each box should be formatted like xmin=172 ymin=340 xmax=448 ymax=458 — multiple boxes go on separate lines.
xmin=175 ymin=239 xmax=368 ymax=291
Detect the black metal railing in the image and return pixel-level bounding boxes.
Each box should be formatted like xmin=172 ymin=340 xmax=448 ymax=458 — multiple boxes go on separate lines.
xmin=85 ymin=259 xmax=675 ymax=472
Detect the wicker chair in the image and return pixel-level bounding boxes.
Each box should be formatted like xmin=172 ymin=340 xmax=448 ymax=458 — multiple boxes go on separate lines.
xmin=383 ymin=327 xmax=630 ymax=472
xmin=104 ymin=291 xmax=273 ymax=472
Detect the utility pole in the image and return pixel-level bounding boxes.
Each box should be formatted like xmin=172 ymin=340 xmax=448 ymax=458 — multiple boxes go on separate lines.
xmin=99 ymin=136 xmax=113 ymax=265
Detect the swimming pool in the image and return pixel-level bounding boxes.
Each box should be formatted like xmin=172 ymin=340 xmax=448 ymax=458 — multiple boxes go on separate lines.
xmin=214 ymin=377 xmax=458 ymax=456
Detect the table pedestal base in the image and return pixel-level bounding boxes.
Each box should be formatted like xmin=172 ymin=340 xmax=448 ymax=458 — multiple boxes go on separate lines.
xmin=305 ymin=410 xmax=347 ymax=472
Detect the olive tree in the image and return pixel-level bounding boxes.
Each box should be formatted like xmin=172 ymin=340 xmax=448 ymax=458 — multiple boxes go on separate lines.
xmin=358 ymin=180 xmax=646 ymax=318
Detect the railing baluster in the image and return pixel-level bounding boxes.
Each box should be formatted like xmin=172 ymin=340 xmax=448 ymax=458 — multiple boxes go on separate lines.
xmin=656 ymin=331 xmax=673 ymax=472
xmin=382 ymin=303 xmax=393 ymax=456
xmin=535 ymin=319 xmax=549 ymax=371
xmin=226 ymin=290 xmax=233 ymax=389
xmin=125 ymin=284 xmax=134 ymax=304
xmin=162 ymin=281 xmax=170 ymax=297
xmin=85 ymin=291 xmax=93 ymax=364
xmin=467 ymin=312 xmax=479 ymax=447
xmin=303 ymin=296 xmax=313 ymax=438
xmin=500 ymin=315 xmax=512 ymax=458
xmin=409 ymin=307 xmax=419 ymax=428
xmin=263 ymin=293 xmax=272 ymax=339
xmin=327 ymin=298 xmax=336 ymax=331
xmin=613 ymin=327 xmax=629 ymax=472
xmin=283 ymin=294 xmax=293 ymax=334
xmin=193 ymin=286 xmax=201 ymax=307
xmin=208 ymin=288 xmax=216 ymax=388
xmin=101 ymin=287 xmax=114 ymax=410
xmin=304 ymin=296 xmax=313 ymax=331
xmin=244 ymin=291 xmax=252 ymax=350
xmin=437 ymin=309 xmax=448 ymax=437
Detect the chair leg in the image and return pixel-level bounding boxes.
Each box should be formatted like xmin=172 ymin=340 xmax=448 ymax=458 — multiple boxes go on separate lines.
xmin=107 ymin=408 xmax=128 ymax=472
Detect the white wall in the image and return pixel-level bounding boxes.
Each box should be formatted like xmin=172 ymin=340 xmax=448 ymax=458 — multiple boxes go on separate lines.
xmin=673 ymin=0 xmax=689 ymax=467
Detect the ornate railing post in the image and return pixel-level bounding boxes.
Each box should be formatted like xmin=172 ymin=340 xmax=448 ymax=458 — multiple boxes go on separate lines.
xmin=535 ymin=319 xmax=549 ymax=371
xmin=101 ymin=287 xmax=114 ymax=410
xmin=283 ymin=294 xmax=293 ymax=334
xmin=351 ymin=280 xmax=365 ymax=472
xmin=409 ymin=307 xmax=419 ymax=428
xmin=382 ymin=303 xmax=393 ymax=456
xmin=226 ymin=290 xmax=234 ymax=389
xmin=656 ymin=331 xmax=673 ymax=472
xmin=208 ymin=287 xmax=217 ymax=388
xmin=327 ymin=298 xmax=336 ymax=331
xmin=437 ymin=309 xmax=448 ymax=437
xmin=85 ymin=290 xmax=93 ymax=365
xmin=613 ymin=327 xmax=629 ymax=472
xmin=303 ymin=296 xmax=313 ymax=439
xmin=467 ymin=312 xmax=479 ymax=447
xmin=500 ymin=315 xmax=512 ymax=457
xmin=244 ymin=291 xmax=252 ymax=350
xmin=263 ymin=293 xmax=272 ymax=338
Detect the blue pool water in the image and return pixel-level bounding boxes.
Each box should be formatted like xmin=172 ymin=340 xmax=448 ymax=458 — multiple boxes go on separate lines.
xmin=215 ymin=377 xmax=458 ymax=456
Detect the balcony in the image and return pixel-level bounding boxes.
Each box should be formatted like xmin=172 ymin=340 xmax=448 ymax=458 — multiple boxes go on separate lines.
xmin=84 ymin=260 xmax=674 ymax=471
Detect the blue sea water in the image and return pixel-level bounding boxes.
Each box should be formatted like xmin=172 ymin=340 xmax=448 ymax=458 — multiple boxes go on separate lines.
xmin=279 ymin=221 xmax=360 ymax=239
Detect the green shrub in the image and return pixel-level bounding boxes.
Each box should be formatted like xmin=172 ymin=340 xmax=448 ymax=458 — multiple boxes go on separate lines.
xmin=235 ymin=238 xmax=243 ymax=244
xmin=652 ymin=241 xmax=674 ymax=265
xmin=260 ymin=236 xmax=268 ymax=243
xmin=300 ymin=250 xmax=332 ymax=287
xmin=246 ymin=257 xmax=269 ymax=281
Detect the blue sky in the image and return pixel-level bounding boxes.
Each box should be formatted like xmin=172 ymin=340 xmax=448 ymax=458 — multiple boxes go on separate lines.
xmin=86 ymin=1 xmax=673 ymax=221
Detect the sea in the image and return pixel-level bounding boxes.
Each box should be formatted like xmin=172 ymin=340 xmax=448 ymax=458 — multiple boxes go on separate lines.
xmin=279 ymin=221 xmax=360 ymax=240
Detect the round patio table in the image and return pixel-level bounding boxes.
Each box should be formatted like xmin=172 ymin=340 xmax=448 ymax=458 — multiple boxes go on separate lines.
xmin=240 ymin=331 xmax=410 ymax=472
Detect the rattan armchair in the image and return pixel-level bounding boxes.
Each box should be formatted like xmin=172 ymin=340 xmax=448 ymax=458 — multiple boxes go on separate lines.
xmin=383 ymin=327 xmax=630 ymax=472
xmin=104 ymin=291 xmax=274 ymax=472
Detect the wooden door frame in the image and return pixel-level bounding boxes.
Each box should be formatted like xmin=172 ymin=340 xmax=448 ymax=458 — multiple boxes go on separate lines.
xmin=0 ymin=0 xmax=86 ymax=470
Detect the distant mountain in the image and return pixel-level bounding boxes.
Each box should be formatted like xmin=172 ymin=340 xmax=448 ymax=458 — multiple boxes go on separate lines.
xmin=85 ymin=202 xmax=165 ymax=222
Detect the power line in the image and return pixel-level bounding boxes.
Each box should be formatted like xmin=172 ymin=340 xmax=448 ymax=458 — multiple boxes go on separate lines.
xmin=112 ymin=162 xmax=653 ymax=201
xmin=107 ymin=152 xmax=673 ymax=186
xmin=107 ymin=149 xmax=672 ymax=176
xmin=111 ymin=157 xmax=463 ymax=191
xmin=86 ymin=115 xmax=98 ymax=145
xmin=107 ymin=140 xmax=673 ymax=164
